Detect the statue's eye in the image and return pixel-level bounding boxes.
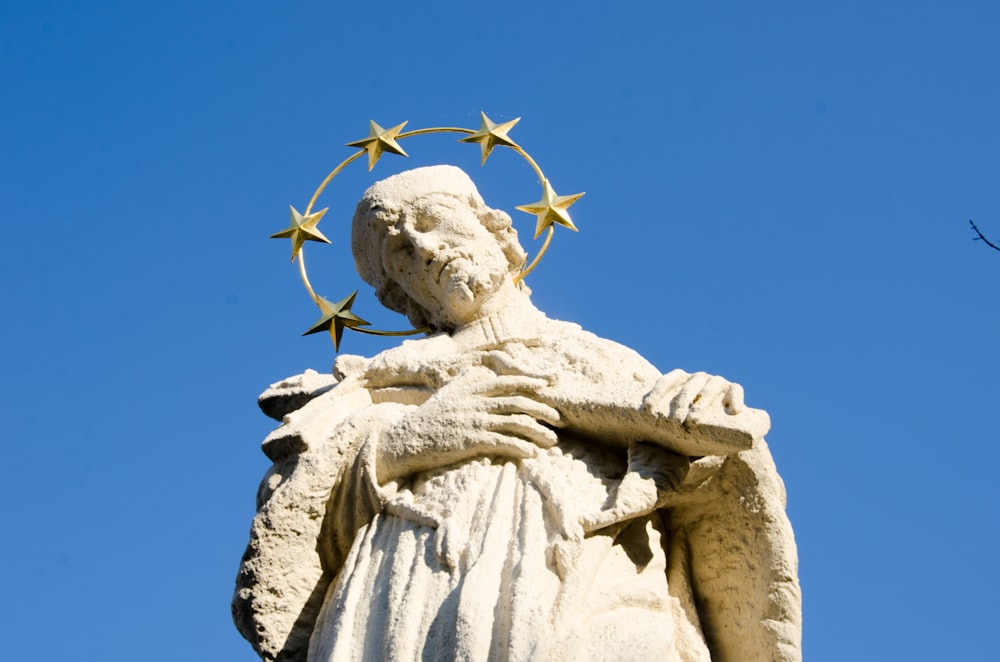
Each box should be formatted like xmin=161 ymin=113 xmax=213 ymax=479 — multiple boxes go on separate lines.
xmin=414 ymin=213 xmax=436 ymax=233
xmin=384 ymin=234 xmax=413 ymax=261
xmin=370 ymin=204 xmax=384 ymax=213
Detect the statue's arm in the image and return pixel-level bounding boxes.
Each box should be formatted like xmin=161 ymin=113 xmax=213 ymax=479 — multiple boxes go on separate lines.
xmin=539 ymin=368 xmax=769 ymax=457
xmin=504 ymin=332 xmax=800 ymax=658
xmin=233 ymin=369 xmax=395 ymax=662
xmin=666 ymin=441 xmax=802 ymax=662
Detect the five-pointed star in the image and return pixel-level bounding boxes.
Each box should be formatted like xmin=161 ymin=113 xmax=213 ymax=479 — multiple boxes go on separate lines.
xmin=270 ymin=206 xmax=331 ymax=262
xmin=346 ymin=120 xmax=409 ymax=171
xmin=303 ymin=291 xmax=370 ymax=351
xmin=515 ymin=179 xmax=584 ymax=239
xmin=459 ymin=111 xmax=521 ymax=165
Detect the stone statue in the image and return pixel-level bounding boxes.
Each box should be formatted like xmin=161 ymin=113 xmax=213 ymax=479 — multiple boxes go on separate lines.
xmin=233 ymin=166 xmax=801 ymax=662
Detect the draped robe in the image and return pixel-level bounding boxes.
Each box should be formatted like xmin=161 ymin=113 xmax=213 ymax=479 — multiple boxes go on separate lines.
xmin=236 ymin=307 xmax=801 ymax=662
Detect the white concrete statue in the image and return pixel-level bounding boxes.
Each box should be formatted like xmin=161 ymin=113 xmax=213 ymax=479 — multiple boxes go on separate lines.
xmin=233 ymin=166 xmax=801 ymax=662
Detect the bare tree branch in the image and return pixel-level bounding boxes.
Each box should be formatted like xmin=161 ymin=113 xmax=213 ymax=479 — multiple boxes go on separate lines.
xmin=970 ymin=219 xmax=1000 ymax=252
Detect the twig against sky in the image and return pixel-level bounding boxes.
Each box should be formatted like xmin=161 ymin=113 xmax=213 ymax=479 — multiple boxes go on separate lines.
xmin=969 ymin=219 xmax=1000 ymax=252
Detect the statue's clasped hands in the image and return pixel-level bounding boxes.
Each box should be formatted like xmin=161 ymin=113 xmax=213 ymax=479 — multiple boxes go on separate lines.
xmin=376 ymin=352 xmax=563 ymax=483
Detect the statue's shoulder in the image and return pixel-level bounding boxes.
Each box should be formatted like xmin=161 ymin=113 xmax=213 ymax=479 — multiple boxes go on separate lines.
xmin=258 ymin=354 xmax=372 ymax=420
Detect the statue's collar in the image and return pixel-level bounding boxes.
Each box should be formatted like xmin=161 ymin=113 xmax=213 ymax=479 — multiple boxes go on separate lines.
xmin=449 ymin=297 xmax=549 ymax=351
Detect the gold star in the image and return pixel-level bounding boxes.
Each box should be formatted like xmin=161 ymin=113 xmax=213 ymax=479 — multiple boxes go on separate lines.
xmin=515 ymin=179 xmax=584 ymax=239
xmin=346 ymin=120 xmax=409 ymax=171
xmin=270 ymin=206 xmax=331 ymax=262
xmin=459 ymin=111 xmax=521 ymax=165
xmin=303 ymin=291 xmax=370 ymax=351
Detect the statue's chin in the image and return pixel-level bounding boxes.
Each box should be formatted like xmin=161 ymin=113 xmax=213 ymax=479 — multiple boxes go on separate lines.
xmin=445 ymin=279 xmax=475 ymax=306
xmin=439 ymin=279 xmax=478 ymax=326
xmin=420 ymin=263 xmax=507 ymax=329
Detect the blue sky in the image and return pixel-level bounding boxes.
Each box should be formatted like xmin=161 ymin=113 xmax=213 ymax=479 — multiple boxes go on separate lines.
xmin=2 ymin=1 xmax=998 ymax=659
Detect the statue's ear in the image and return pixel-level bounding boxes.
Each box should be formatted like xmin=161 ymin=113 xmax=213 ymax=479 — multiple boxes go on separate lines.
xmin=479 ymin=206 xmax=512 ymax=232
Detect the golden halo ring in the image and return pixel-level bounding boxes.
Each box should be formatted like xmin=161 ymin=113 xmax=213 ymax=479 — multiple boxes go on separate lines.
xmin=270 ymin=113 xmax=584 ymax=351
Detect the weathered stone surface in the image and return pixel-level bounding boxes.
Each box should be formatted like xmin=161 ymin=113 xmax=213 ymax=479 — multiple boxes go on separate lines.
xmin=234 ymin=166 xmax=801 ymax=661
xmin=258 ymin=369 xmax=338 ymax=422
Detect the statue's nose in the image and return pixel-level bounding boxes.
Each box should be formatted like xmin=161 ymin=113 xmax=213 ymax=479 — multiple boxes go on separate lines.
xmin=407 ymin=228 xmax=447 ymax=256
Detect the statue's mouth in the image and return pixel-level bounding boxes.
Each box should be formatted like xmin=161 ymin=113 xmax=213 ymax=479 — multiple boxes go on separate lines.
xmin=433 ymin=252 xmax=467 ymax=284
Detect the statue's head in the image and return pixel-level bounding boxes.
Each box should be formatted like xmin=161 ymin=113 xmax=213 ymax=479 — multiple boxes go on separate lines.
xmin=352 ymin=165 xmax=528 ymax=331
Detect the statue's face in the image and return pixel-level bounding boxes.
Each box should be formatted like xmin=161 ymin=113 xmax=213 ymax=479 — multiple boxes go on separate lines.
xmin=379 ymin=193 xmax=511 ymax=328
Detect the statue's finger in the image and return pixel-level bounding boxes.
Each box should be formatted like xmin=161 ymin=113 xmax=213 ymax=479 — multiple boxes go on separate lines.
xmin=671 ymin=371 xmax=711 ymax=421
xmin=481 ymin=432 xmax=544 ymax=459
xmin=470 ymin=375 xmax=550 ymax=398
xmin=477 ymin=350 xmax=546 ymax=378
xmin=723 ymin=382 xmax=746 ymax=414
xmin=447 ymin=364 xmax=497 ymax=387
xmin=486 ymin=395 xmax=563 ymax=427
xmin=643 ymin=368 xmax=690 ymax=412
xmin=688 ymin=375 xmax=730 ymax=417
xmin=488 ymin=414 xmax=559 ymax=449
